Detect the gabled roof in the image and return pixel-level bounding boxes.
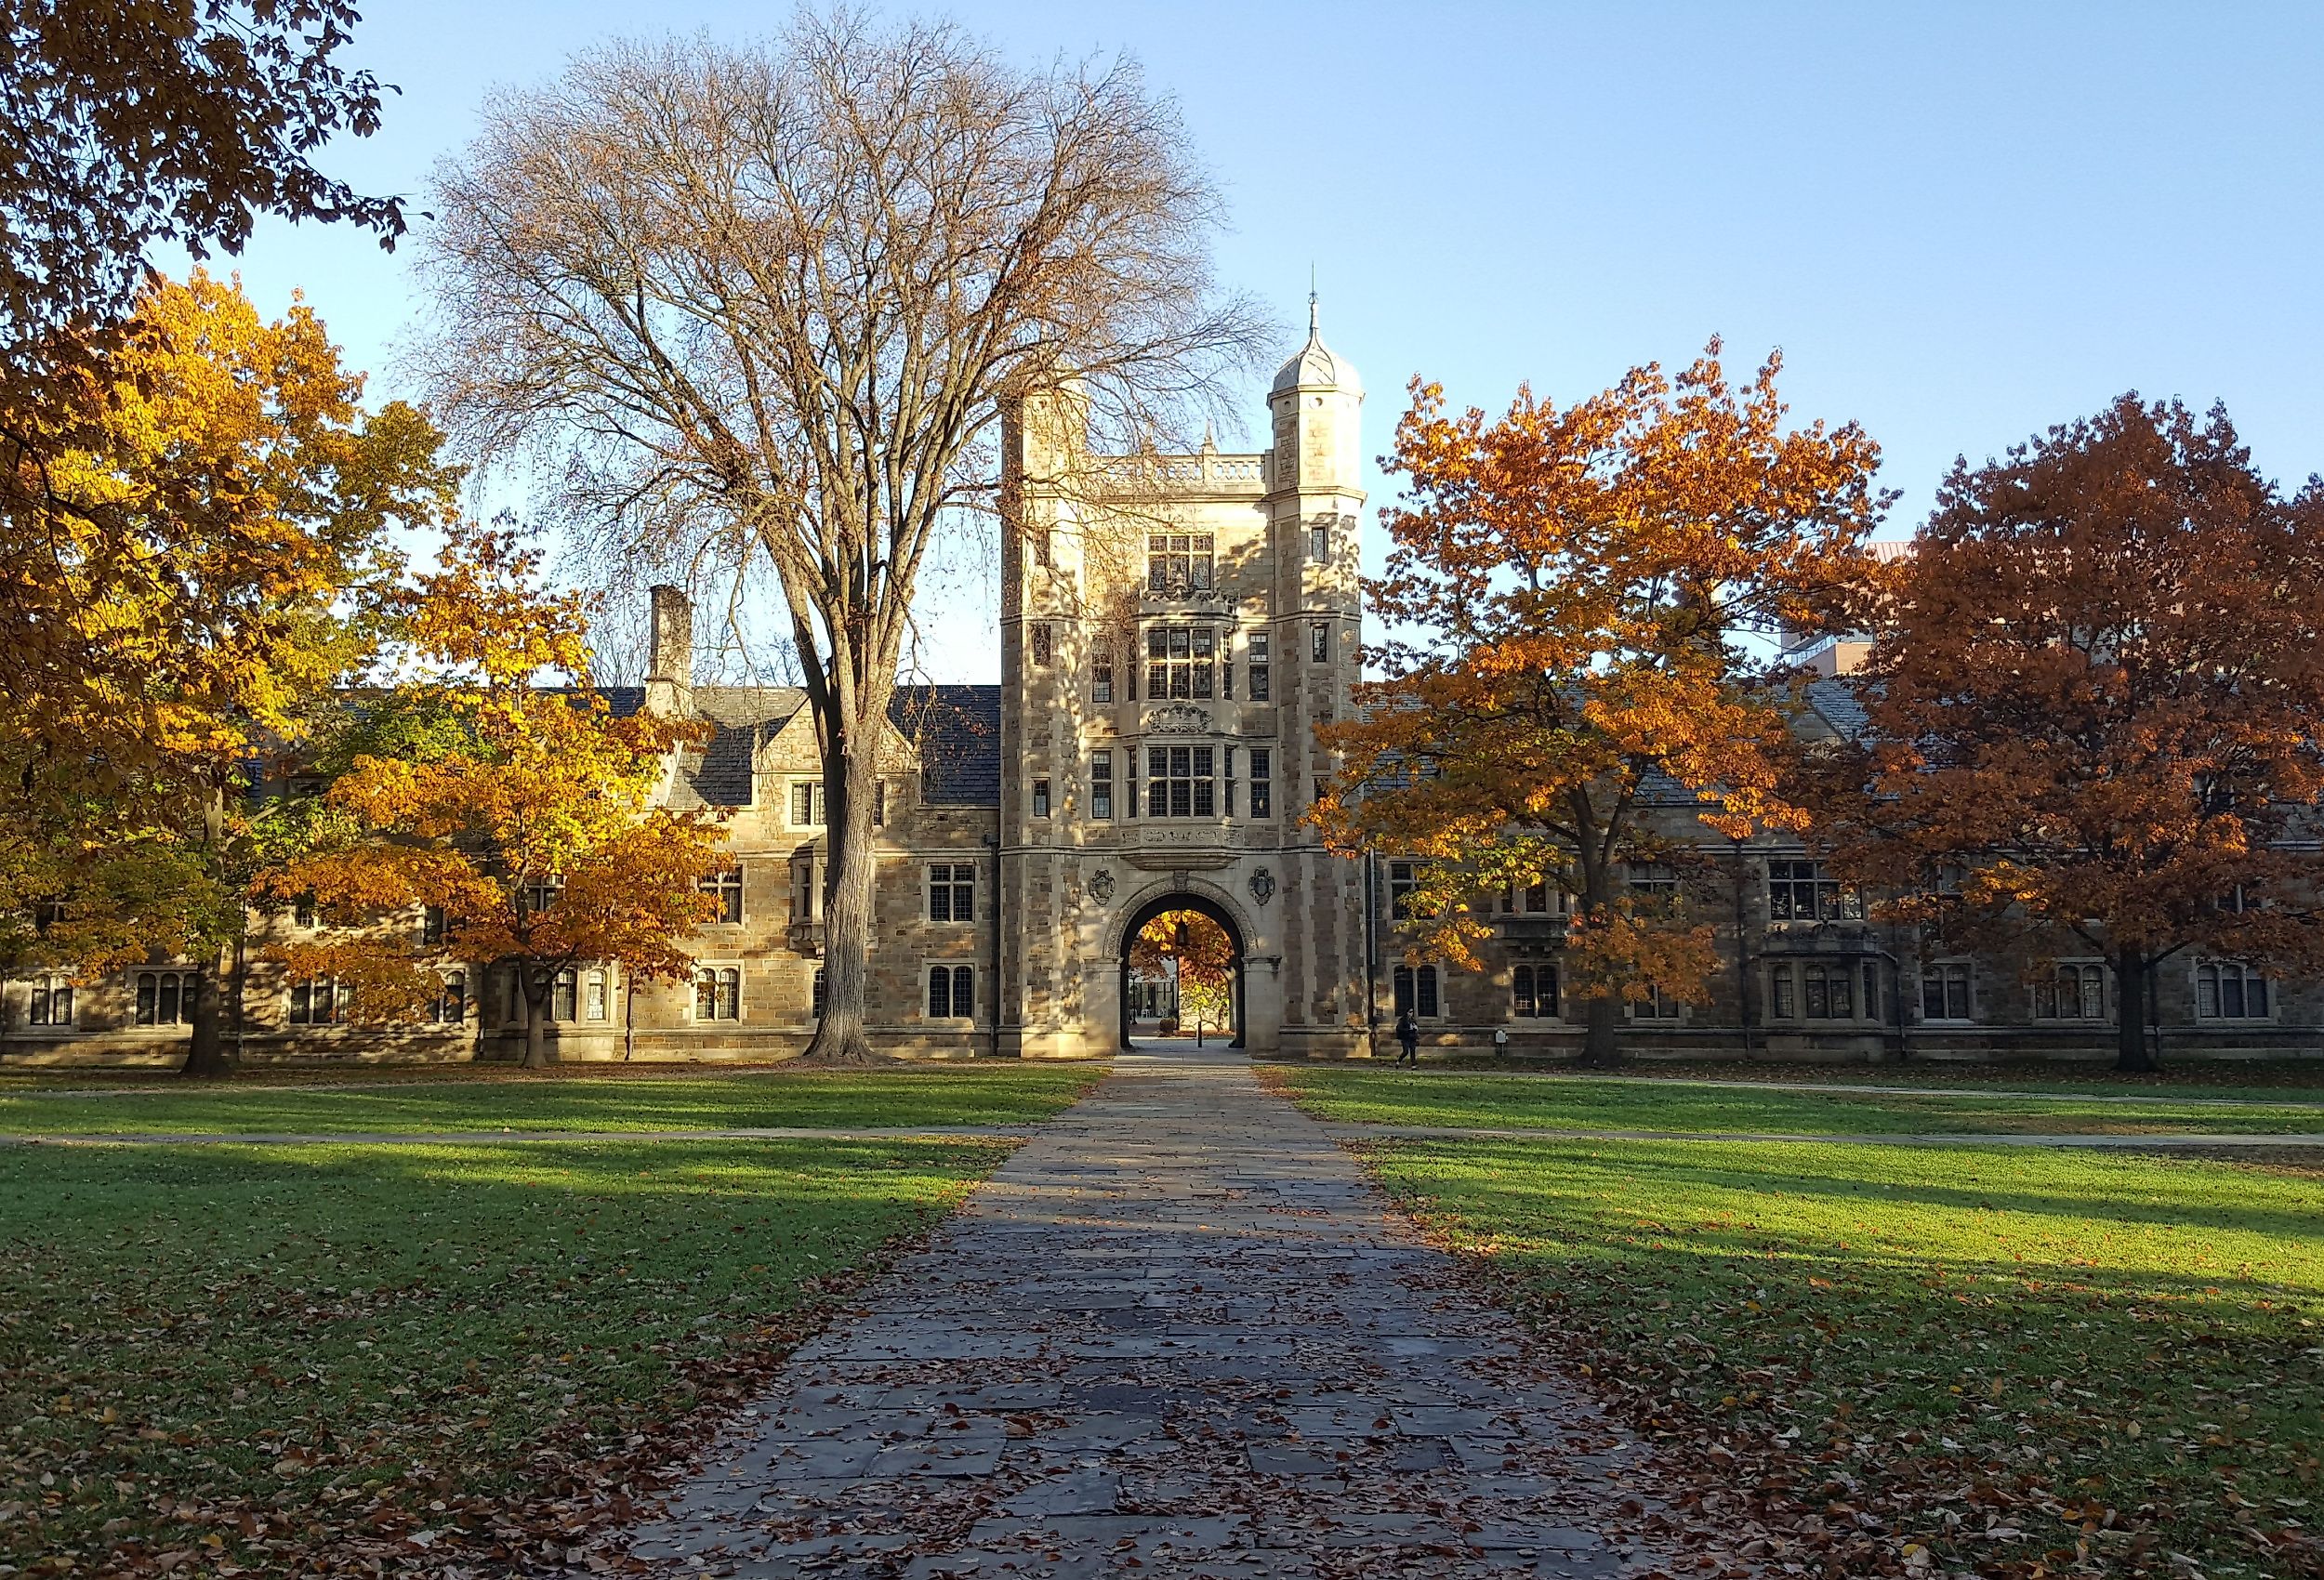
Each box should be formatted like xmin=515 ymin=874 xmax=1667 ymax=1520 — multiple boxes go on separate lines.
xmin=890 ymin=685 xmax=1001 ymax=806
xmin=1804 ymin=677 xmax=1874 ymax=744
xmin=606 ymin=684 xmax=812 ymax=810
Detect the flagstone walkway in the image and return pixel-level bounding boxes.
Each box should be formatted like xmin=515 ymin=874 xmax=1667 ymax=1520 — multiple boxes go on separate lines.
xmin=614 ymin=1043 xmax=1687 ymax=1580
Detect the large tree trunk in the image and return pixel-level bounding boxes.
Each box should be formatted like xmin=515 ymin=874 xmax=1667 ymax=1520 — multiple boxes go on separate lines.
xmin=181 ymin=939 xmax=234 ymax=1078
xmin=804 ymin=736 xmax=881 ymax=1064
xmin=1581 ymin=992 xmax=1624 ymax=1069
xmin=2115 ymin=947 xmax=2158 ymax=1073
xmin=520 ymin=971 xmax=557 ymax=1070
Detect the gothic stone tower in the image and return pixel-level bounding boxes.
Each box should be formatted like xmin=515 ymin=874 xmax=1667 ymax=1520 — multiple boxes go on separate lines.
xmin=997 ymin=305 xmax=1367 ymax=1058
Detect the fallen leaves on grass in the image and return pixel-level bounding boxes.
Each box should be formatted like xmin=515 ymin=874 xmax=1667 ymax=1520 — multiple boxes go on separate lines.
xmin=1354 ymin=1141 xmax=2324 ymax=1580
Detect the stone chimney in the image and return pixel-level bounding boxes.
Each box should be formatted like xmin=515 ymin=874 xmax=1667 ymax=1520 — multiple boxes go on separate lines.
xmin=644 ymin=584 xmax=693 ymax=717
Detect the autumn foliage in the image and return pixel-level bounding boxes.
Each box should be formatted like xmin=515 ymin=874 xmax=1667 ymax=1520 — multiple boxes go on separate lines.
xmin=1806 ymin=395 xmax=2324 ymax=1070
xmin=272 ymin=526 xmax=727 ymax=1068
xmin=0 ymin=271 xmax=456 ymax=1070
xmin=1315 ymin=345 xmax=1887 ymax=1064
xmin=1131 ymin=909 xmax=1235 ymax=1033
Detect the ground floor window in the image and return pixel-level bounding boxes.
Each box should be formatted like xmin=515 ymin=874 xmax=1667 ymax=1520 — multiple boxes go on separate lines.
xmin=1393 ymin=964 xmax=1440 ymax=1019
xmin=694 ymin=966 xmax=741 ymax=1020
xmin=1512 ymin=962 xmax=1558 ymax=1019
xmin=1770 ymin=960 xmax=1878 ymax=1021
xmin=26 ymin=976 xmax=73 ymax=1022
xmin=812 ymin=969 xmax=826 ymax=1018
xmin=137 ymin=970 xmax=196 ymax=1027
xmin=1630 ymin=982 xmax=1683 ymax=1020
xmin=1921 ymin=961 xmax=1973 ymax=1021
xmin=2034 ymin=962 xmax=2106 ymax=1021
xmin=427 ymin=971 xmax=466 ymax=1024
xmin=928 ymin=964 xmax=975 ymax=1020
xmin=28 ymin=976 xmax=73 ymax=1025
xmin=2196 ymin=960 xmax=2270 ymax=1020
xmin=286 ymin=975 xmax=345 ymax=1026
xmin=584 ymin=968 xmax=610 ymax=1021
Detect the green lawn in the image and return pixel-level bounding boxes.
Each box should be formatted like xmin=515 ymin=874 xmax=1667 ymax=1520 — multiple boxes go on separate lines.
xmin=1578 ymin=1060 xmax=2324 ymax=1104
xmin=0 ymin=1063 xmax=1103 ymax=1136
xmin=1266 ymin=1065 xmax=2324 ymax=1136
xmin=1278 ymin=1067 xmax=2324 ymax=1575
xmin=1 ymin=1132 xmax=1017 ymax=1577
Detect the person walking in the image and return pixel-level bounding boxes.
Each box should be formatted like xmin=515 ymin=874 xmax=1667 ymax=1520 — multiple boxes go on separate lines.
xmin=1394 ymin=1008 xmax=1419 ymax=1068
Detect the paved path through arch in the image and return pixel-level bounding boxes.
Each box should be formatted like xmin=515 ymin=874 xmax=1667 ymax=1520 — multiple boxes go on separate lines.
xmin=615 ymin=1044 xmax=1683 ymax=1579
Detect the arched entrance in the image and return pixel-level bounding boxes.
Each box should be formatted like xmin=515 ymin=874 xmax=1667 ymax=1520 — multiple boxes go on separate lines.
xmin=1117 ymin=890 xmax=1248 ymax=1050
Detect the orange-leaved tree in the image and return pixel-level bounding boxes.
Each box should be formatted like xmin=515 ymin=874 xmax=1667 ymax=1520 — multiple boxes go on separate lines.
xmin=1315 ymin=344 xmax=1888 ymax=1066
xmin=0 ymin=271 xmax=455 ymax=1073
xmin=271 ymin=525 xmax=726 ymax=1068
xmin=1131 ymin=909 xmax=1234 ymax=1033
xmin=1804 ymin=396 xmax=2324 ymax=1072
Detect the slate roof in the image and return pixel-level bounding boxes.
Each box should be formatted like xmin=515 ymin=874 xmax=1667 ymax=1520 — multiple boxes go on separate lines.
xmin=603 ymin=684 xmax=812 ymax=810
xmin=613 ymin=681 xmax=1000 ymax=810
xmin=890 ymin=685 xmax=1002 ymax=806
xmin=1803 ymin=676 xmax=1874 ymax=743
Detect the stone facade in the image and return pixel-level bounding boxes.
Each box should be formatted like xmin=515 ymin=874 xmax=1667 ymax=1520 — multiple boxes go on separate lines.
xmin=9 ymin=309 xmax=2323 ymax=1069
xmin=0 ymin=310 xmax=1372 ymax=1066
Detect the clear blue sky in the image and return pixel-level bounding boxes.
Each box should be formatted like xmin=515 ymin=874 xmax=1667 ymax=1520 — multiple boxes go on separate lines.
xmin=212 ymin=1 xmax=2324 ymax=682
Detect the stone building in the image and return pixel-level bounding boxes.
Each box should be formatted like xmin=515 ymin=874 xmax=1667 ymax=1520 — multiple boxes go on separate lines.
xmin=0 ymin=306 xmax=1374 ymax=1065
xmin=7 ymin=308 xmax=2321 ymax=1068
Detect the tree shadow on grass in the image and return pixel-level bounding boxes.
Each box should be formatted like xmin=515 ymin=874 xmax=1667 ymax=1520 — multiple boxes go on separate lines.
xmin=0 ymin=1135 xmax=1008 ymax=1575
xmin=0 ymin=1064 xmax=1098 ymax=1135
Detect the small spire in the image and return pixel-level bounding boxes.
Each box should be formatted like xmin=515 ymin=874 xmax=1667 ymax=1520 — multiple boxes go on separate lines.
xmin=1200 ymin=418 xmax=1216 ymax=452
xmin=1308 ymin=264 xmax=1320 ymax=335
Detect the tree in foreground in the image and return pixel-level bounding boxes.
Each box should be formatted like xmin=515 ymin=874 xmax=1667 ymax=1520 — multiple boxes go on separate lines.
xmin=1807 ymin=396 xmax=2324 ymax=1072
xmin=1132 ymin=909 xmax=1234 ymax=1037
xmin=416 ymin=12 xmax=1265 ymax=1060
xmin=272 ymin=526 xmax=726 ymax=1068
xmin=0 ymin=0 xmax=403 ymax=359
xmin=0 ymin=271 xmax=452 ymax=1073
xmin=1315 ymin=347 xmax=1888 ymax=1066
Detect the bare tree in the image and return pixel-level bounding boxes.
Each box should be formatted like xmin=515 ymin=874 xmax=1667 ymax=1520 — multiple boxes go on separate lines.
xmin=416 ymin=11 xmax=1266 ymax=1060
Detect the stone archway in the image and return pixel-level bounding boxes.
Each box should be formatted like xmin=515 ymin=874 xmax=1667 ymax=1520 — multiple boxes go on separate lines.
xmin=1116 ymin=888 xmax=1248 ymax=1050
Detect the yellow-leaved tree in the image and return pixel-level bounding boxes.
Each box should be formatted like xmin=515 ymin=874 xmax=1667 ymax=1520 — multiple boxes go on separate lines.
xmin=0 ymin=270 xmax=456 ymax=1073
xmin=271 ymin=525 xmax=727 ymax=1068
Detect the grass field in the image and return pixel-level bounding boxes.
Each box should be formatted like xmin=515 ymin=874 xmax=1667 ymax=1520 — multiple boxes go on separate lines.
xmin=0 ymin=1062 xmax=1108 ymax=1577
xmin=0 ymin=1134 xmax=1019 ymax=1577
xmin=0 ymin=1062 xmax=1103 ymax=1136
xmin=1267 ymin=1065 xmax=2324 ymax=1137
xmin=1502 ymin=1060 xmax=2324 ymax=1104
xmin=1271 ymin=1070 xmax=2324 ymax=1577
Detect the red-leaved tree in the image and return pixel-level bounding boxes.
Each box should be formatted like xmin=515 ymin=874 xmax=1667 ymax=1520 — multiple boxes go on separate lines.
xmin=1809 ymin=395 xmax=2324 ymax=1071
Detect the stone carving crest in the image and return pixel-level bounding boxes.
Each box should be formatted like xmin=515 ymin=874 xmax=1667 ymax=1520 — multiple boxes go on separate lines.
xmin=1249 ymin=867 xmax=1276 ymax=905
xmin=1088 ymin=868 xmax=1116 ymax=902
xmin=1147 ymin=703 xmax=1209 ymax=734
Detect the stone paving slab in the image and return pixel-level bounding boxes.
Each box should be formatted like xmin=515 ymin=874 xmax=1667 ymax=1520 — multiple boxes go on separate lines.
xmin=606 ymin=1045 xmax=1694 ymax=1579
